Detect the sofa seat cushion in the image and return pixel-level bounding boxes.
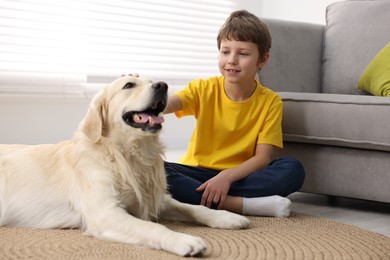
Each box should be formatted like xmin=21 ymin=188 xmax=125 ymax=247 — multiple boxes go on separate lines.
xmin=279 ymin=92 xmax=390 ymax=152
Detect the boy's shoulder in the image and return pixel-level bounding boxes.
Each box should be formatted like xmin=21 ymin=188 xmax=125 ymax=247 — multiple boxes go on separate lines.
xmin=188 ymin=75 xmax=222 ymax=86
xmin=184 ymin=76 xmax=223 ymax=94
xmin=256 ymin=81 xmax=281 ymax=100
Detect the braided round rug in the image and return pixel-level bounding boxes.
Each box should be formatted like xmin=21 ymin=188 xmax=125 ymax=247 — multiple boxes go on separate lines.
xmin=1 ymin=213 xmax=390 ymax=260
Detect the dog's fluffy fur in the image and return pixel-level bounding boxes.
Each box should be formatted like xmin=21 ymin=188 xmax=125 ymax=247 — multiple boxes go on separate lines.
xmin=0 ymin=76 xmax=249 ymax=256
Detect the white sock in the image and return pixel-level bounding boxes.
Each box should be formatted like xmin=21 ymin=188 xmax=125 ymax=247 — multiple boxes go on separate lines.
xmin=242 ymin=195 xmax=291 ymax=217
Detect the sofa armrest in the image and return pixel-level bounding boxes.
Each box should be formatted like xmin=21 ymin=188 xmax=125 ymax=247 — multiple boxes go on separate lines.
xmin=259 ymin=18 xmax=324 ymax=93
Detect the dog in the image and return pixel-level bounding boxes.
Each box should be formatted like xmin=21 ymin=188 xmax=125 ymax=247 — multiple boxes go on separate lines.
xmin=0 ymin=76 xmax=249 ymax=256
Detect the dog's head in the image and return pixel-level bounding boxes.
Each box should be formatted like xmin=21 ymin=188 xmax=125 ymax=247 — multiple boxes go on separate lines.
xmin=80 ymin=76 xmax=168 ymax=143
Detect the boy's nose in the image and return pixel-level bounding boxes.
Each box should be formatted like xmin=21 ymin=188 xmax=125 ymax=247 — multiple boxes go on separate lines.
xmin=228 ymin=54 xmax=238 ymax=64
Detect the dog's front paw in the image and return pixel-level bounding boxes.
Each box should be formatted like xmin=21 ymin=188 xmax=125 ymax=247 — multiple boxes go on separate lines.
xmin=162 ymin=232 xmax=206 ymax=257
xmin=209 ymin=211 xmax=250 ymax=229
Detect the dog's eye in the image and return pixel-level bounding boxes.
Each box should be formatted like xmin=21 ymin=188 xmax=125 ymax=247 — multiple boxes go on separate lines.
xmin=123 ymin=82 xmax=135 ymax=89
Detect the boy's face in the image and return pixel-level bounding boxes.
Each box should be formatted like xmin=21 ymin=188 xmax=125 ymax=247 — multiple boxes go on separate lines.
xmin=218 ymin=39 xmax=268 ymax=85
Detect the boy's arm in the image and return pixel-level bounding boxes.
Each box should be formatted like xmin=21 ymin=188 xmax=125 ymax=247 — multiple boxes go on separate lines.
xmin=164 ymin=94 xmax=182 ymax=114
xmin=225 ymin=143 xmax=275 ymax=182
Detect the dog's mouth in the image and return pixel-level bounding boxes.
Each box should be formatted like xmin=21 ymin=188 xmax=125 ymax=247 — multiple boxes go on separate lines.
xmin=122 ymin=98 xmax=167 ymax=133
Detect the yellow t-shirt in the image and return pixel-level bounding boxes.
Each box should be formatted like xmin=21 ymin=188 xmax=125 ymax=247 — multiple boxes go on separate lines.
xmin=175 ymin=76 xmax=283 ymax=171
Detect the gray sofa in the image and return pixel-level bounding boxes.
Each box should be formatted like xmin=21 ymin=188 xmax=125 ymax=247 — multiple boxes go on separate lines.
xmin=259 ymin=0 xmax=390 ymax=203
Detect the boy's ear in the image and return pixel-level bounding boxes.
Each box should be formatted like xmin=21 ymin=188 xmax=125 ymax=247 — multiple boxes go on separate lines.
xmin=258 ymin=52 xmax=270 ymax=70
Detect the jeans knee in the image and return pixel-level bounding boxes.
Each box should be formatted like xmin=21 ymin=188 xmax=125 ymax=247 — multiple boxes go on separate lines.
xmin=285 ymin=157 xmax=305 ymax=189
xmin=273 ymin=157 xmax=304 ymax=196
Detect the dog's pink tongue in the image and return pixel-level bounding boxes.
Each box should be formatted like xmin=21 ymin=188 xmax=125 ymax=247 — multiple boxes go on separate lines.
xmin=134 ymin=113 xmax=164 ymax=125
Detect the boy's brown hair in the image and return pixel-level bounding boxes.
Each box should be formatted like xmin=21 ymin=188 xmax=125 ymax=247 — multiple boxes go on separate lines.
xmin=217 ymin=10 xmax=272 ymax=62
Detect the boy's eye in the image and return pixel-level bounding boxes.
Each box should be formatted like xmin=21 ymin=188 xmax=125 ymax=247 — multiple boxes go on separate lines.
xmin=240 ymin=52 xmax=249 ymax=56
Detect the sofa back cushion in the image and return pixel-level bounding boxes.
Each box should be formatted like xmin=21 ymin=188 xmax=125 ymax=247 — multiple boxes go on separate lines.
xmin=260 ymin=19 xmax=324 ymax=93
xmin=322 ymin=0 xmax=390 ymax=94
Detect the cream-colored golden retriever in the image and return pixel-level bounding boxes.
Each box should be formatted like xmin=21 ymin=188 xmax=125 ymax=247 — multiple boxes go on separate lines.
xmin=0 ymin=76 xmax=249 ymax=256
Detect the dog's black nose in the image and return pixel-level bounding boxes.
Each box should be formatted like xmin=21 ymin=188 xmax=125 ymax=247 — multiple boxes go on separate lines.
xmin=151 ymin=81 xmax=168 ymax=92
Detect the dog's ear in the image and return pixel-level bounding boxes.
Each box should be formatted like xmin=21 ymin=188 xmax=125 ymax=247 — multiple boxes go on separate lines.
xmin=80 ymin=89 xmax=107 ymax=143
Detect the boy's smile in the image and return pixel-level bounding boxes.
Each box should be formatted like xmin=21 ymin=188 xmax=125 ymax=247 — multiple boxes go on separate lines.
xmin=225 ymin=68 xmax=241 ymax=74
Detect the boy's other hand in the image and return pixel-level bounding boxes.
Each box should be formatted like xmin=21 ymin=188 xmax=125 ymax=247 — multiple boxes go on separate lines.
xmin=196 ymin=171 xmax=233 ymax=209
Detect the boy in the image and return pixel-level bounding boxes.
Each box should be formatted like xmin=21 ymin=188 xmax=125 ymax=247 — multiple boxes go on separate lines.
xmin=165 ymin=10 xmax=305 ymax=217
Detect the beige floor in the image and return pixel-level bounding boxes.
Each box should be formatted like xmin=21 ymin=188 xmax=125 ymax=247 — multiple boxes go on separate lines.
xmin=165 ymin=150 xmax=390 ymax=238
xmin=288 ymin=192 xmax=390 ymax=237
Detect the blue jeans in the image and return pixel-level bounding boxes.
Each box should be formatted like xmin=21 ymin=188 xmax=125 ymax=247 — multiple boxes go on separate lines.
xmin=164 ymin=157 xmax=305 ymax=206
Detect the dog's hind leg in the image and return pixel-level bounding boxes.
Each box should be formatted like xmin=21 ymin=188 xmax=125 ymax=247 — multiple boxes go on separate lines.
xmin=160 ymin=195 xmax=250 ymax=229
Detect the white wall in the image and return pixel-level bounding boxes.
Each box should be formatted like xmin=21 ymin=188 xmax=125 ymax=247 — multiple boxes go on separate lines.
xmin=243 ymin=0 xmax=343 ymax=25
xmin=0 ymin=96 xmax=88 ymax=145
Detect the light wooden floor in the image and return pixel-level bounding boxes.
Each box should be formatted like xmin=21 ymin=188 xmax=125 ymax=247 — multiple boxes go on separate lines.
xmin=288 ymin=192 xmax=390 ymax=237
xmin=165 ymin=150 xmax=390 ymax=238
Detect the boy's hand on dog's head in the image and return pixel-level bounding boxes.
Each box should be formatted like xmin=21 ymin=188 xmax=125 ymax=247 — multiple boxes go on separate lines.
xmin=121 ymin=73 xmax=139 ymax=77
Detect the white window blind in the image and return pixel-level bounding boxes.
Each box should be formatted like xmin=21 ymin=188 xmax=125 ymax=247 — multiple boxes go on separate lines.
xmin=0 ymin=0 xmax=237 ymax=97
